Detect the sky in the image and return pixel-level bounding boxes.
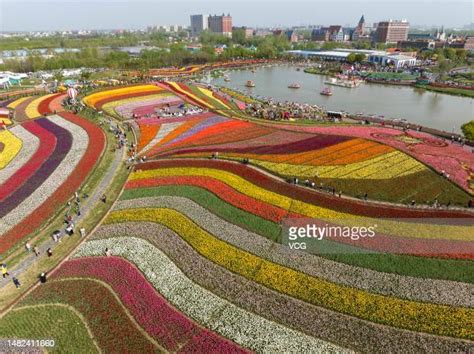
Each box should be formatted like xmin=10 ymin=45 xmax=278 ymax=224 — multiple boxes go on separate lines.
xmin=0 ymin=0 xmax=472 ymax=32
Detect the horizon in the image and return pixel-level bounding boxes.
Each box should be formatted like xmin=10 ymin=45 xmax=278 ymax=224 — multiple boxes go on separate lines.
xmin=0 ymin=0 xmax=472 ymax=32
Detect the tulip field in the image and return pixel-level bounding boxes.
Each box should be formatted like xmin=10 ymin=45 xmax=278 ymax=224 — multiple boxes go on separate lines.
xmin=1 ymin=82 xmax=472 ymax=352
xmin=0 ymin=93 xmax=105 ymax=255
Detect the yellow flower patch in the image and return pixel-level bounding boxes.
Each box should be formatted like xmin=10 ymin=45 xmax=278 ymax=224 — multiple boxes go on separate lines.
xmin=0 ymin=130 xmax=22 ymax=169
xmin=83 ymin=85 xmax=161 ymax=108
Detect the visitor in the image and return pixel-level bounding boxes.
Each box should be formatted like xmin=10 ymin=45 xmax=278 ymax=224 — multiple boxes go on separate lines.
xmin=105 ymin=248 xmax=112 ymax=257
xmin=39 ymin=272 xmax=47 ymax=284
xmin=25 ymin=241 xmax=31 ymax=253
xmin=12 ymin=277 xmax=21 ymax=289
xmin=80 ymin=227 xmax=86 ymax=238
xmin=338 ymin=191 xmax=342 ymax=198
xmin=363 ymin=193 xmax=368 ymax=201
xmin=101 ymin=194 xmax=107 ymax=203
xmin=33 ymin=246 xmax=40 ymax=257
xmin=411 ymin=200 xmax=416 ymax=207
xmin=47 ymin=248 xmax=53 ymax=257
xmin=1 ymin=264 xmax=9 ymax=279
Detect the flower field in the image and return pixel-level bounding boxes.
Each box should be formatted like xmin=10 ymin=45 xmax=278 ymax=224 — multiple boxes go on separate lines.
xmin=0 ymin=94 xmax=105 ymax=254
xmin=2 ymin=83 xmax=471 ymax=353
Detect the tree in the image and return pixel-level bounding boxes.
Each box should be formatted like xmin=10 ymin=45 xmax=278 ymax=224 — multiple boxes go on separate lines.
xmin=347 ymin=53 xmax=357 ymax=63
xmin=461 ymin=120 xmax=474 ymax=140
xmin=355 ymin=53 xmax=366 ymax=63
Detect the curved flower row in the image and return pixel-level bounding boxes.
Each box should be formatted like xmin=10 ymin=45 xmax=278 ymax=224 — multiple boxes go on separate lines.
xmin=0 ymin=119 xmax=56 ymax=201
xmin=0 ymin=129 xmax=22 ymax=169
xmin=19 ymin=278 xmax=158 ymax=352
xmin=0 ymin=125 xmax=39 ymax=186
xmin=101 ymin=93 xmax=173 ymax=118
xmin=83 ymin=84 xmax=162 ymax=109
xmin=73 ymin=237 xmax=350 ymax=353
xmin=140 ymin=121 xmax=183 ymax=154
xmin=6 ymin=96 xmax=31 ymax=109
xmin=274 ymin=124 xmax=474 ymax=192
xmin=120 ymin=185 xmax=473 ymax=282
xmin=104 ymin=208 xmax=473 ymax=339
xmin=136 ymin=159 xmax=472 ymax=219
xmin=127 ymin=166 xmax=473 ymax=239
xmin=12 ymin=96 xmax=37 ymax=122
xmin=0 ymin=116 xmax=82 ymax=232
xmin=113 ymin=196 xmax=474 ymax=306
xmin=90 ymin=222 xmax=473 ymax=353
xmin=24 ymin=93 xmax=58 ymax=119
xmin=54 ymin=257 xmax=249 ymax=353
xmin=0 ymin=112 xmax=105 ymax=253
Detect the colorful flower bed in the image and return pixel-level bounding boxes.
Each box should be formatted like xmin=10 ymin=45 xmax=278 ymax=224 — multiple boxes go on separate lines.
xmin=104 ymin=208 xmax=473 ymax=339
xmin=54 ymin=257 xmax=248 ymax=353
xmin=0 ymin=111 xmax=105 ymax=254
xmin=72 ymin=237 xmax=349 ymax=353
xmin=83 ymin=85 xmax=163 ymax=109
xmin=87 ymin=222 xmax=472 ymax=353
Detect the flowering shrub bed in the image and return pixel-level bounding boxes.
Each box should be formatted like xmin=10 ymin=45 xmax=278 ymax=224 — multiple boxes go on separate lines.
xmin=140 ymin=121 xmax=184 ymax=155
xmin=105 ymin=208 xmax=473 ymax=339
xmin=0 ymin=129 xmax=22 ymax=169
xmin=55 ymin=257 xmax=248 ymax=352
xmin=89 ymin=222 xmax=473 ymax=353
xmin=73 ymin=237 xmax=348 ymax=353
xmin=19 ymin=278 xmax=157 ymax=352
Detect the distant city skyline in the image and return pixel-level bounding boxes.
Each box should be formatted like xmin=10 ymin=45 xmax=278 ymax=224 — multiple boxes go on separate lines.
xmin=0 ymin=0 xmax=472 ymax=32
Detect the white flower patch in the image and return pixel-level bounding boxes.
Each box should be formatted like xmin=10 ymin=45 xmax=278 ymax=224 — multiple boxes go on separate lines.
xmin=0 ymin=115 xmax=89 ymax=234
xmin=74 ymin=237 xmax=350 ymax=353
xmin=0 ymin=125 xmax=39 ymax=184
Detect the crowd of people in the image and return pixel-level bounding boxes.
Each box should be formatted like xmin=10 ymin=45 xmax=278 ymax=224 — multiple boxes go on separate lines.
xmin=245 ymin=99 xmax=324 ymax=121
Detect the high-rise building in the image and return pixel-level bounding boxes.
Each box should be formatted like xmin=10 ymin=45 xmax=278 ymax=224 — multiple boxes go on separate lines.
xmin=208 ymin=14 xmax=232 ymax=37
xmin=375 ymin=20 xmax=409 ymax=43
xmin=190 ymin=14 xmax=208 ymax=37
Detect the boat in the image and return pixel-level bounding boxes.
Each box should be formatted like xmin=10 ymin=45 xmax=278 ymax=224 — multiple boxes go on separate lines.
xmin=320 ymin=88 xmax=333 ymax=96
xmin=245 ymin=80 xmax=256 ymax=88
xmin=288 ymin=83 xmax=301 ymax=89
xmin=224 ymin=76 xmax=231 ymax=82
xmin=296 ymin=68 xmax=301 ymax=71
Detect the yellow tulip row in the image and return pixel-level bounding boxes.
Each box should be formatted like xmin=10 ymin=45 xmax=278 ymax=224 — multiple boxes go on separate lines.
xmin=7 ymin=97 xmax=31 ymax=109
xmin=249 ymin=151 xmax=427 ymax=180
xmin=130 ymin=167 xmax=473 ymax=240
xmin=106 ymin=207 xmax=473 ymax=340
xmin=25 ymin=94 xmax=57 ymax=119
xmin=0 ymin=130 xmax=22 ymax=169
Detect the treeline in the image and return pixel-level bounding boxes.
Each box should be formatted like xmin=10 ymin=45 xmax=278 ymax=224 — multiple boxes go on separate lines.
xmin=0 ymin=33 xmax=294 ymax=72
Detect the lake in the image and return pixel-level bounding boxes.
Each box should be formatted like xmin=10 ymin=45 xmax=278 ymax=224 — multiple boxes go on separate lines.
xmin=211 ymin=64 xmax=473 ymax=133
